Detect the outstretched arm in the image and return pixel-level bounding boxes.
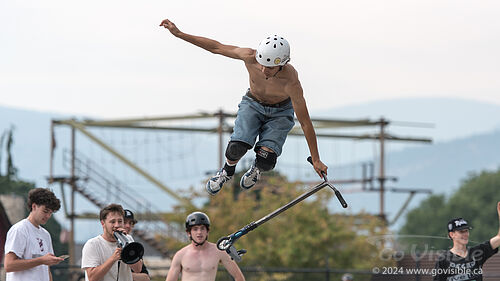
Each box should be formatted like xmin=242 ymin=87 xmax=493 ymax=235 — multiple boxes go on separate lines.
xmin=490 ymin=201 xmax=500 ymax=249
xmin=159 ymin=19 xmax=254 ymax=62
xmin=285 ymin=72 xmax=328 ymax=178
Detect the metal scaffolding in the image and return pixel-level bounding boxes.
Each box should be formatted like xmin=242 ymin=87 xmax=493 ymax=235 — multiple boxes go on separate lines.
xmin=49 ymin=110 xmax=433 ymax=267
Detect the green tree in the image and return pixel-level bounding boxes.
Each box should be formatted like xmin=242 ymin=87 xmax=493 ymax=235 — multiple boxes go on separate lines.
xmin=399 ymin=169 xmax=500 ymax=251
xmin=166 ymin=171 xmax=393 ymax=280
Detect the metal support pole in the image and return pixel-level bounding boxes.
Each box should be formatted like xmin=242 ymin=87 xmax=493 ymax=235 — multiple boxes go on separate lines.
xmin=325 ymin=255 xmax=330 ymax=281
xmin=49 ymin=122 xmax=55 ymax=183
xmin=217 ymin=109 xmax=224 ymax=168
xmin=379 ymin=118 xmax=386 ymax=221
xmin=69 ymin=127 xmax=76 ymax=270
xmin=362 ymin=163 xmax=367 ymax=191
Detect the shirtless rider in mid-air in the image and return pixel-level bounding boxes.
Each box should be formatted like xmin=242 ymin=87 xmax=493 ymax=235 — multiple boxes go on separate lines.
xmin=160 ymin=19 xmax=328 ymax=195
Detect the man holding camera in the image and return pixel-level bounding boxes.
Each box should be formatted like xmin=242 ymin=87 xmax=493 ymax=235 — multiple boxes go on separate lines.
xmin=81 ymin=204 xmax=143 ymax=281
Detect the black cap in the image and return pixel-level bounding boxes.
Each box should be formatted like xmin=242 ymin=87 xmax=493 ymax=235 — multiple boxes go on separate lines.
xmin=124 ymin=209 xmax=137 ymax=224
xmin=447 ymin=217 xmax=472 ymax=232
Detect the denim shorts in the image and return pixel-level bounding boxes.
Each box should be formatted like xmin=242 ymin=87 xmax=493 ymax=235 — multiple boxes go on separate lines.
xmin=230 ymin=92 xmax=295 ymax=156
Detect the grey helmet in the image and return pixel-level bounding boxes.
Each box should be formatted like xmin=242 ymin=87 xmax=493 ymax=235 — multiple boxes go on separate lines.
xmin=185 ymin=211 xmax=210 ymax=230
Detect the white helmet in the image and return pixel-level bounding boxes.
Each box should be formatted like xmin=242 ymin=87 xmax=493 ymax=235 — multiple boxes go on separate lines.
xmin=255 ymin=35 xmax=290 ymax=67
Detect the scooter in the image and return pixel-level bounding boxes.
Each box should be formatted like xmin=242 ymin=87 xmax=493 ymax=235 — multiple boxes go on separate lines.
xmin=216 ymin=157 xmax=348 ymax=262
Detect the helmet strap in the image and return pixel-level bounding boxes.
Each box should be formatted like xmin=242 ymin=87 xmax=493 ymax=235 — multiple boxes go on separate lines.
xmin=265 ymin=65 xmax=284 ymax=80
xmin=190 ymin=235 xmax=208 ymax=247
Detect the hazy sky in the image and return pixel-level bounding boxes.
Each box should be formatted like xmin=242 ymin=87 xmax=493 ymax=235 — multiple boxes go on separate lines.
xmin=1 ymin=0 xmax=499 ymax=118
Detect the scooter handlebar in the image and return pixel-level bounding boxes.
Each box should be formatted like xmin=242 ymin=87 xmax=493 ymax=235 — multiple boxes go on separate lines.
xmin=307 ymin=156 xmax=348 ymax=208
xmin=306 ymin=156 xmax=327 ymax=181
xmin=335 ymin=189 xmax=348 ymax=208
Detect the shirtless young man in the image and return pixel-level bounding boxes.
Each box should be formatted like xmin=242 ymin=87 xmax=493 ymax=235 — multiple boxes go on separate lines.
xmin=165 ymin=212 xmax=244 ymax=281
xmin=160 ymin=19 xmax=328 ymax=195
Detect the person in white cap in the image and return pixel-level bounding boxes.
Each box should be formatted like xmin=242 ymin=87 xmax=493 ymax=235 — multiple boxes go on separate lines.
xmin=433 ymin=202 xmax=500 ymax=281
xmin=160 ymin=19 xmax=328 ymax=195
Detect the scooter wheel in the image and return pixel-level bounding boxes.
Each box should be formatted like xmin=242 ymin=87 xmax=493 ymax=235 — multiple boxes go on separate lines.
xmin=217 ymin=236 xmax=232 ymax=251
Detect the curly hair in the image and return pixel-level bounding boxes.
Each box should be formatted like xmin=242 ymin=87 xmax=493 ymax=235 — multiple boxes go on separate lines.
xmin=27 ymin=188 xmax=61 ymax=212
xmin=99 ymin=203 xmax=124 ymax=221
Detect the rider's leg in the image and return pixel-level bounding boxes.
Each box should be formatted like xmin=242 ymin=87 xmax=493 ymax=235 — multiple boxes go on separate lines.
xmin=206 ymin=141 xmax=251 ymax=196
xmin=206 ymin=94 xmax=261 ymax=195
xmin=224 ymin=141 xmax=252 ymax=176
xmin=240 ymin=146 xmax=277 ymax=190
xmin=240 ymin=103 xmax=294 ymax=190
xmin=255 ymin=146 xmax=277 ymax=171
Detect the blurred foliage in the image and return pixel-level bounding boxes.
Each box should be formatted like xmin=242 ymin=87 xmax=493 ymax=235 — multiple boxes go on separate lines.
xmin=399 ymin=168 xmax=500 ymax=251
xmin=164 ymin=170 xmax=393 ymax=278
xmin=0 ymin=175 xmax=33 ymax=195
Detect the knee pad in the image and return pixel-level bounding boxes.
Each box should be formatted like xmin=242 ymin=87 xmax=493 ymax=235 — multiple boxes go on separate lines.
xmin=225 ymin=141 xmax=251 ymax=161
xmin=255 ymin=147 xmax=277 ymax=171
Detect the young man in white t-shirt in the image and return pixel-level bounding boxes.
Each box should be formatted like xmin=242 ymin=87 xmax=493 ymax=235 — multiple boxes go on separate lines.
xmin=81 ymin=204 xmax=143 ymax=281
xmin=4 ymin=188 xmax=65 ymax=281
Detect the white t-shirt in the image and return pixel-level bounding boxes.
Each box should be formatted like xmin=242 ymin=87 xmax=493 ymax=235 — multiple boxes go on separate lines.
xmin=81 ymin=235 xmax=133 ymax=281
xmin=4 ymin=218 xmax=54 ymax=281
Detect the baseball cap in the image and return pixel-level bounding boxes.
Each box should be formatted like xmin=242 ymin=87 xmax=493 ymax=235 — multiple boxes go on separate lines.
xmin=447 ymin=218 xmax=472 ymax=232
xmin=124 ymin=209 xmax=137 ymax=224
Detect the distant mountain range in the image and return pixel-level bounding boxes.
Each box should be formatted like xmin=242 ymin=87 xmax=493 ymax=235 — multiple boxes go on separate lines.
xmin=1 ymin=97 xmax=500 ymax=238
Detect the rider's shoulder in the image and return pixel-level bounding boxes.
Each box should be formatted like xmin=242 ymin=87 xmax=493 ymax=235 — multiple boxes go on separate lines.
xmin=284 ymin=63 xmax=297 ymax=73
xmin=282 ymin=64 xmax=299 ymax=80
xmin=206 ymin=241 xmax=218 ymax=249
xmin=238 ymin=48 xmax=255 ymax=58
